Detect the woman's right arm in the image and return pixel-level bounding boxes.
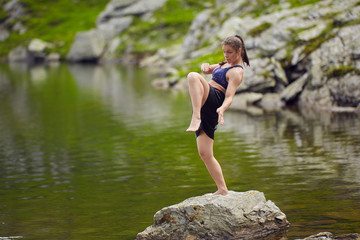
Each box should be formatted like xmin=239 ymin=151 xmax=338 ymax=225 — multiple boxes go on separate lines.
xmin=201 ymin=63 xmax=219 ymax=74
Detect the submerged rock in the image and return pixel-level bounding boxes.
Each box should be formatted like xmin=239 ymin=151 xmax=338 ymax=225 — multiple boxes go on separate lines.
xmin=303 ymin=232 xmax=360 ymax=240
xmin=137 ymin=190 xmax=289 ymax=240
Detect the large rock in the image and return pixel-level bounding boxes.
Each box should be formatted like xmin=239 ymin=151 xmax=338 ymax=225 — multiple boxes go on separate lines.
xmin=66 ymin=29 xmax=105 ymax=62
xmin=97 ymin=0 xmax=167 ymax=24
xmin=164 ymin=0 xmax=360 ymax=112
xmin=238 ymin=58 xmax=276 ymax=93
xmin=303 ymin=232 xmax=360 ymax=240
xmin=97 ymin=16 xmax=133 ymax=41
xmin=299 ymin=24 xmax=360 ymax=110
xmin=8 ymin=46 xmax=31 ymax=62
xmin=66 ymin=0 xmax=167 ymax=62
xmin=28 ymin=38 xmax=53 ymax=52
xmin=137 ymin=190 xmax=289 ymax=240
xmin=181 ymin=9 xmax=213 ymax=59
xmin=281 ymin=73 xmax=308 ymax=102
xmin=1 ymin=0 xmax=27 ymax=42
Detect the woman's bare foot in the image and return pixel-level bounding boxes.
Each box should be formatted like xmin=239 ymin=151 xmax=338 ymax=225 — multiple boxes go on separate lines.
xmin=186 ymin=116 xmax=201 ymax=132
xmin=204 ymin=189 xmax=229 ymax=197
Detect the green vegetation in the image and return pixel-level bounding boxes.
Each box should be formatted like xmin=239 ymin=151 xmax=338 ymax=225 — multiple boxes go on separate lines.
xmin=282 ymin=21 xmax=335 ymax=65
xmin=0 ymin=0 xmax=214 ymax=59
xmin=248 ymin=22 xmax=272 ymax=37
xmin=0 ymin=0 xmax=108 ymax=58
xmin=178 ymin=46 xmax=224 ymax=77
xmin=0 ymin=8 xmax=7 ymax=22
xmin=326 ymin=65 xmax=360 ymax=78
xmin=243 ymin=0 xmax=322 ymax=18
xmin=287 ymin=0 xmax=322 ymax=7
xmin=302 ymin=22 xmax=336 ymax=56
xmin=250 ymin=0 xmax=280 ymax=17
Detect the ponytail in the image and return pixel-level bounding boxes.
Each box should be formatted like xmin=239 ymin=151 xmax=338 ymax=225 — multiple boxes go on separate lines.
xmin=235 ymin=35 xmax=250 ymax=67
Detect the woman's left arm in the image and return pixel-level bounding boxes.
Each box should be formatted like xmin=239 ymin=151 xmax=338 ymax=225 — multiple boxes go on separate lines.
xmin=216 ymin=68 xmax=244 ymax=125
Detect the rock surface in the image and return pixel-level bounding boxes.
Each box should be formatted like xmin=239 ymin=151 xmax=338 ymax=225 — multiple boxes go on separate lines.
xmin=303 ymin=232 xmax=360 ymax=240
xmin=66 ymin=29 xmax=106 ymax=62
xmin=3 ymin=0 xmax=359 ymax=111
xmin=8 ymin=38 xmax=58 ymax=63
xmin=65 ymin=0 xmax=167 ymax=62
xmin=136 ymin=190 xmax=289 ymax=240
xmin=138 ymin=0 xmax=360 ymax=112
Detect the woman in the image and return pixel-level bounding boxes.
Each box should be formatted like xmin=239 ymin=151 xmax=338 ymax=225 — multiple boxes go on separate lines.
xmin=186 ymin=35 xmax=250 ymax=196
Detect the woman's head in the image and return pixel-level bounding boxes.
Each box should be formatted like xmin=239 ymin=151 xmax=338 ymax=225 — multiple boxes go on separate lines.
xmin=221 ymin=35 xmax=250 ymax=67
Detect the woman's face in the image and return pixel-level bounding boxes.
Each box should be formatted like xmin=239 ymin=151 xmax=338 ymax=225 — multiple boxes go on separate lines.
xmin=222 ymin=44 xmax=241 ymax=64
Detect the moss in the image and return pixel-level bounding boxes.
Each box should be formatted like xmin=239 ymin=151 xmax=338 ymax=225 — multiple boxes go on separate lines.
xmin=0 ymin=0 xmax=108 ymax=58
xmin=251 ymin=0 xmax=280 ymax=17
xmin=326 ymin=65 xmax=359 ymax=78
xmin=302 ymin=22 xmax=336 ymax=56
xmin=248 ymin=22 xmax=272 ymax=37
xmin=287 ymin=0 xmax=322 ymax=7
xmin=287 ymin=24 xmax=317 ymax=40
xmin=0 ymin=8 xmax=7 ymax=23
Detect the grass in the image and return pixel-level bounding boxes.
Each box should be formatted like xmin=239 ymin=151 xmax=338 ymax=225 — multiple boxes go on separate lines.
xmin=0 ymin=0 xmax=108 ymax=58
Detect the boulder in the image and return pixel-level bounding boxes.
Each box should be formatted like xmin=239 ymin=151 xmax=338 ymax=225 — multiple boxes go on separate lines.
xmin=97 ymin=16 xmax=133 ymax=41
xmin=28 ymin=38 xmax=53 ymax=52
xmin=46 ymin=52 xmax=60 ymax=62
xmin=281 ymin=73 xmax=308 ymax=103
xmin=258 ymin=93 xmax=285 ymax=109
xmin=137 ymin=190 xmax=289 ymax=240
xmin=67 ymin=0 xmax=167 ymax=62
xmin=97 ymin=0 xmax=166 ymax=24
xmin=238 ymin=58 xmax=276 ymax=93
xmin=181 ymin=9 xmax=215 ymax=59
xmin=8 ymin=46 xmax=31 ymax=62
xmin=0 ymin=29 xmax=10 ymax=42
xmin=96 ymin=0 xmax=134 ymax=24
xmin=230 ymin=93 xmax=263 ymax=110
xmin=271 ymin=57 xmax=288 ymax=85
xmin=304 ymin=232 xmax=334 ymax=240
xmin=66 ymin=29 xmax=105 ymax=62
xmin=119 ymin=0 xmax=167 ymax=17
xmin=303 ymin=232 xmax=360 ymax=240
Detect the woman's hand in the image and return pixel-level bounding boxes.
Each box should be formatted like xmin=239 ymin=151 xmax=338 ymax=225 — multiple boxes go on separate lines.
xmin=201 ymin=63 xmax=218 ymax=74
xmin=201 ymin=63 xmax=211 ymax=73
xmin=216 ymin=107 xmax=225 ymax=125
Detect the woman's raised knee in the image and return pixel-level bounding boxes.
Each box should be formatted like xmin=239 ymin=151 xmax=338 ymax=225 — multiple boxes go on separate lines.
xmin=187 ymin=72 xmax=201 ymax=82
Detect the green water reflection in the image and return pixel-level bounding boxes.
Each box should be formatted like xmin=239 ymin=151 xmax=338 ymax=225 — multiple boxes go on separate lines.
xmin=0 ymin=63 xmax=359 ymax=239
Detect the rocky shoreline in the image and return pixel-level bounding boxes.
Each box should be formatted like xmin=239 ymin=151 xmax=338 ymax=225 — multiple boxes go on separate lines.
xmin=3 ymin=0 xmax=360 ymax=113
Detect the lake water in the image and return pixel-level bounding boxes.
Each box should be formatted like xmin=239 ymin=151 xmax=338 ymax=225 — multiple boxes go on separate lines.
xmin=0 ymin=63 xmax=359 ymax=240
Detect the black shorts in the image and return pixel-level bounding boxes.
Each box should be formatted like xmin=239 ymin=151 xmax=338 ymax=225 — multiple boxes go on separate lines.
xmin=196 ymin=85 xmax=225 ymax=139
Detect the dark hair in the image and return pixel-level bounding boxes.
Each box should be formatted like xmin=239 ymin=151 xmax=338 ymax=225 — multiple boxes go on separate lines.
xmin=219 ymin=35 xmax=250 ymax=67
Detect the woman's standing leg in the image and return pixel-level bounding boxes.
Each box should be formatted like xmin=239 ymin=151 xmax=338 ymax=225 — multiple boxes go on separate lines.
xmin=196 ymin=132 xmax=229 ymax=195
xmin=186 ymin=72 xmax=210 ymax=132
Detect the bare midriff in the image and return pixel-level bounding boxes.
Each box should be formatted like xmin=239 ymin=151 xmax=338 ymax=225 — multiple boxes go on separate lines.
xmin=209 ymin=80 xmax=226 ymax=94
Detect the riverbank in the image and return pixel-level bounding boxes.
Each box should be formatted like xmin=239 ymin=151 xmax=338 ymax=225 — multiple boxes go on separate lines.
xmin=2 ymin=0 xmax=359 ymax=113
